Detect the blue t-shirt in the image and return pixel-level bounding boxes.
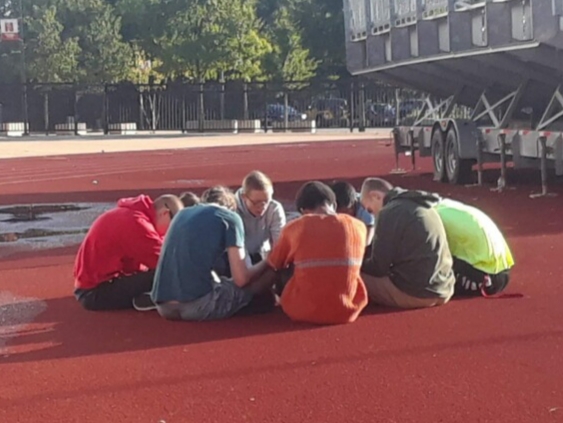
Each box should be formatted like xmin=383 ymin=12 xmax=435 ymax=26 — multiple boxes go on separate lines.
xmin=355 ymin=201 xmax=375 ymax=227
xmin=151 ymin=204 xmax=245 ymax=303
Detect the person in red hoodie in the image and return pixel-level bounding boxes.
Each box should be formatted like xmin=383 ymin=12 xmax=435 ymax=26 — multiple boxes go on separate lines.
xmin=73 ymin=194 xmax=184 ymax=311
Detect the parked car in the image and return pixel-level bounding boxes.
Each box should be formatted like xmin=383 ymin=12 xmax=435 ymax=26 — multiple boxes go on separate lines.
xmin=263 ymin=104 xmax=307 ymax=126
xmin=366 ymin=101 xmax=396 ymax=127
xmin=306 ymin=97 xmax=350 ymax=128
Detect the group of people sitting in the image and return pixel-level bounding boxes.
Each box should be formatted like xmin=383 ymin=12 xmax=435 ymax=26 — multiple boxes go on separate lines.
xmin=73 ymin=170 xmax=514 ymax=325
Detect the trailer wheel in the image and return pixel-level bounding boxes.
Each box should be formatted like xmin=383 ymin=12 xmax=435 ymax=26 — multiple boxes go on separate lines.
xmin=431 ymin=129 xmax=447 ymax=182
xmin=445 ymin=127 xmax=473 ymax=185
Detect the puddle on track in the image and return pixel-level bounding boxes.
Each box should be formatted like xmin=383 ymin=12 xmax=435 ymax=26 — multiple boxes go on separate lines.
xmin=0 ymin=202 xmax=114 ymax=255
xmin=0 ymin=200 xmax=300 ymax=256
xmin=0 ymin=204 xmax=86 ymax=223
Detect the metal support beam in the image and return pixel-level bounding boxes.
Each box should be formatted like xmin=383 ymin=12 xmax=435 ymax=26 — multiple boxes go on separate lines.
xmin=537 ymin=85 xmax=563 ymax=131
xmin=409 ymin=129 xmax=416 ymax=170
xmin=491 ymin=133 xmax=508 ymax=192
xmin=499 ymin=81 xmax=528 ymax=129
xmin=390 ymin=128 xmax=408 ymax=175
xmin=471 ymin=84 xmax=527 ymax=129
xmin=530 ymin=136 xmax=558 ymax=198
xmin=444 ymin=87 xmax=463 ymax=118
xmin=476 ymin=134 xmax=484 ymax=186
xmin=412 ymin=94 xmax=457 ymax=127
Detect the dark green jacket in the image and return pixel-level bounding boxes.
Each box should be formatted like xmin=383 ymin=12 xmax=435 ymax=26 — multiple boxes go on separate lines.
xmin=361 ymin=188 xmax=455 ymax=299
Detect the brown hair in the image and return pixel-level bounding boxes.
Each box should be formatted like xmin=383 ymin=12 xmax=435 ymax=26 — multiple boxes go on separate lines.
xmin=242 ymin=170 xmax=273 ymax=194
xmin=179 ymin=191 xmax=200 ymax=207
xmin=201 ymin=186 xmax=237 ymax=210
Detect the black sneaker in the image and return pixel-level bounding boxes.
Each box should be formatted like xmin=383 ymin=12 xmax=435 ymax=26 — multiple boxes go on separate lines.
xmin=133 ymin=292 xmax=157 ymax=312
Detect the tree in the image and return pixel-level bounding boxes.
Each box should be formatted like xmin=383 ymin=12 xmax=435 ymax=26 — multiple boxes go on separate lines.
xmin=220 ymin=0 xmax=272 ymax=81
xmin=25 ymin=5 xmax=81 ymax=82
xmin=261 ymin=5 xmax=318 ymax=81
xmin=0 ymin=0 xmax=350 ymax=84
xmin=57 ymin=0 xmax=133 ymax=83
xmin=156 ymin=0 xmax=271 ymax=81
xmin=295 ymin=0 xmax=348 ymax=78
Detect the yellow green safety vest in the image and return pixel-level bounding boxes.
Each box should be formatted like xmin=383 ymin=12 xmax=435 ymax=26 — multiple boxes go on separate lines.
xmin=434 ymin=198 xmax=514 ymax=275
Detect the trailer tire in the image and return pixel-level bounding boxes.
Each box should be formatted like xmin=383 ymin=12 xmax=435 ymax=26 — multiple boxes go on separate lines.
xmin=445 ymin=126 xmax=473 ymax=185
xmin=431 ymin=128 xmax=447 ymax=182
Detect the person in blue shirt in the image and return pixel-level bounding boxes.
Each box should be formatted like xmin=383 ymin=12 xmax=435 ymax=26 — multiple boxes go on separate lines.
xmin=150 ymin=186 xmax=275 ymax=321
xmin=331 ymin=181 xmax=376 ymax=246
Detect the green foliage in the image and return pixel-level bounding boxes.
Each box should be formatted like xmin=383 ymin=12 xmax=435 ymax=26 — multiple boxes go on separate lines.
xmin=26 ymin=5 xmax=81 ymax=82
xmin=261 ymin=4 xmax=318 ymax=81
xmin=295 ymin=0 xmax=347 ymax=78
xmin=0 ymin=0 xmax=348 ymax=84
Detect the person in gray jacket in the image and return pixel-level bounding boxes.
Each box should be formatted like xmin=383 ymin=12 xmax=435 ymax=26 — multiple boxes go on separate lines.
xmin=359 ymin=177 xmax=455 ymax=309
xmin=235 ymin=170 xmax=286 ymax=264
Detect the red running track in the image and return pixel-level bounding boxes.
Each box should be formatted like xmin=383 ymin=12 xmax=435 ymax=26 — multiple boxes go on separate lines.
xmin=1 ymin=139 xmax=562 ymax=423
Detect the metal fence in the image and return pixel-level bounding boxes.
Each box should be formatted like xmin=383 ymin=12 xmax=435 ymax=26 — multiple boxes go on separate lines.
xmin=0 ymin=79 xmax=447 ymax=134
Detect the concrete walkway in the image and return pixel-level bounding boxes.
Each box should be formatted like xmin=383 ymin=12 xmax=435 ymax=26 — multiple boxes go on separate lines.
xmin=0 ymin=129 xmax=392 ymax=159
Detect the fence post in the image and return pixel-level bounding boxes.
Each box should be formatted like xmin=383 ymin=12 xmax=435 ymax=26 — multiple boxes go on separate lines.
xmin=395 ymin=88 xmax=401 ymax=126
xmin=359 ymin=82 xmax=366 ymax=132
xmin=103 ymin=85 xmax=109 ymax=135
xmin=263 ymin=83 xmax=268 ymax=133
xmin=22 ymin=83 xmax=29 ymax=135
xmin=73 ymin=87 xmax=79 ymax=136
xmin=349 ymin=80 xmax=355 ymax=132
xmin=243 ymin=83 xmax=249 ymax=121
xmin=181 ymin=84 xmax=186 ymax=134
xmin=198 ymin=80 xmax=205 ymax=133
xmin=220 ymin=74 xmax=225 ymax=121
xmin=44 ymin=90 xmax=49 ymax=135
xmin=284 ymin=89 xmax=289 ymax=133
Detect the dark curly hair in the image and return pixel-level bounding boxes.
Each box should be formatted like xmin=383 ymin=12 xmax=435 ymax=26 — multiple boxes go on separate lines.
xmin=330 ymin=181 xmax=357 ymax=210
xmin=295 ymin=181 xmax=336 ymax=213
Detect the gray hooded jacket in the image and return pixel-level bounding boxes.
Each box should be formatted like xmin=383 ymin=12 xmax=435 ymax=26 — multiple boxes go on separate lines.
xmin=235 ymin=188 xmax=287 ymax=258
xmin=361 ymin=187 xmax=455 ymax=299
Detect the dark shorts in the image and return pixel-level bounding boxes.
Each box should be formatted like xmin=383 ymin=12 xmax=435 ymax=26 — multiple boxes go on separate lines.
xmin=75 ymin=270 xmax=155 ymax=311
xmin=453 ymin=258 xmax=511 ymax=297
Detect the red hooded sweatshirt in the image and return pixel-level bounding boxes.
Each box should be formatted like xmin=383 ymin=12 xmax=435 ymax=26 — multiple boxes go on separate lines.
xmin=74 ymin=195 xmax=163 ymax=290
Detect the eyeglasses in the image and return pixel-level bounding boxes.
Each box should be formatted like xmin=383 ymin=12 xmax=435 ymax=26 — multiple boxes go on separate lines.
xmin=245 ymin=196 xmax=271 ymax=207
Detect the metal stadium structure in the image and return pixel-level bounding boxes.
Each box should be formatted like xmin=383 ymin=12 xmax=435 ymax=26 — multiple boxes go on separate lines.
xmin=343 ymin=0 xmax=563 ymax=192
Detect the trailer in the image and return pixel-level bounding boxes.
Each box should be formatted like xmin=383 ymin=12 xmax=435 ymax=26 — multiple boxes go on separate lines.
xmin=343 ymin=0 xmax=563 ymax=194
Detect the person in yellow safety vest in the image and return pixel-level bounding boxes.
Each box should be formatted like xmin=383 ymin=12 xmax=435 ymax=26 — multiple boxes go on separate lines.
xmin=434 ymin=198 xmax=514 ymax=297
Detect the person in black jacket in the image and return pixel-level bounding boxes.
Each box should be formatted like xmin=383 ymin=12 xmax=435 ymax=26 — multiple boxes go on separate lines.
xmin=359 ymin=177 xmax=455 ymax=309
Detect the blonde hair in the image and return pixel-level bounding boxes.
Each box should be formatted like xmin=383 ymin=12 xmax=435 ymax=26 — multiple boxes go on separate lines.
xmin=242 ymin=170 xmax=273 ymax=194
xmin=360 ymin=178 xmax=393 ymax=196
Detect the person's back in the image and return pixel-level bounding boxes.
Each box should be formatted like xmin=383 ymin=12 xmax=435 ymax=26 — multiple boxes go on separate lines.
xmin=435 ymin=198 xmax=514 ymax=275
xmin=266 ymin=181 xmax=368 ymax=325
xmin=373 ymin=188 xmax=454 ymax=299
xmin=273 ymin=214 xmax=367 ymax=324
xmin=152 ymin=204 xmax=242 ymax=304
xmin=434 ymin=198 xmax=514 ymax=296
xmin=73 ymin=194 xmax=182 ymax=311
xmin=75 ymin=201 xmax=158 ymax=289
xmin=360 ymin=179 xmax=455 ymax=309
